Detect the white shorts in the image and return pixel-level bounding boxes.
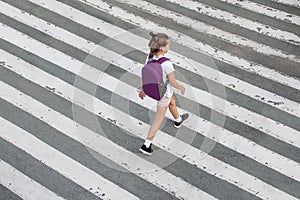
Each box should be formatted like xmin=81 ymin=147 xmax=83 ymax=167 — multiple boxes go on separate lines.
xmin=157 ymin=96 xmax=171 ymax=107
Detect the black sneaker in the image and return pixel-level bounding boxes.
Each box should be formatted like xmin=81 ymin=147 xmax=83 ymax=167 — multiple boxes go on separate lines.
xmin=139 ymin=144 xmax=153 ymax=155
xmin=174 ymin=113 xmax=189 ymax=128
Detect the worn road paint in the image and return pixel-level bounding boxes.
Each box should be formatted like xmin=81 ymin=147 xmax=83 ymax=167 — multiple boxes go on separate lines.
xmin=28 ymin=0 xmax=300 ymax=92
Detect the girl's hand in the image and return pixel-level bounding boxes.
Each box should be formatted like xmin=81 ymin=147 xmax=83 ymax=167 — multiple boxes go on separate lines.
xmin=139 ymin=89 xmax=146 ymax=100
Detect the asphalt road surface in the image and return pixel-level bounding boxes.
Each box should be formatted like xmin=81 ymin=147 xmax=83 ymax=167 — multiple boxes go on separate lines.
xmin=0 ymin=0 xmax=300 ymax=199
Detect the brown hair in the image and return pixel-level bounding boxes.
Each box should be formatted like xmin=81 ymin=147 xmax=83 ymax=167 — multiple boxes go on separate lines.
xmin=148 ymin=32 xmax=169 ymax=55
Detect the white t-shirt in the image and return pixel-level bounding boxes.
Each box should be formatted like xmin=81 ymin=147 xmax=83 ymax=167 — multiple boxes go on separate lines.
xmin=145 ymin=55 xmax=174 ymax=98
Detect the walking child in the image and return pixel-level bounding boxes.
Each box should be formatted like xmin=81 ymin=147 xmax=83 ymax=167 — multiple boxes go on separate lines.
xmin=139 ymin=32 xmax=189 ymax=155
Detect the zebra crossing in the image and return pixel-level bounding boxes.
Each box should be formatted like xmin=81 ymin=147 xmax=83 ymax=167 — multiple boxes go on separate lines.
xmin=0 ymin=0 xmax=299 ymax=199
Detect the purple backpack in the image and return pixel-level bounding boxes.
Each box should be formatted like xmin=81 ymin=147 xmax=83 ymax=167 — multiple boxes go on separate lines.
xmin=142 ymin=55 xmax=169 ymax=101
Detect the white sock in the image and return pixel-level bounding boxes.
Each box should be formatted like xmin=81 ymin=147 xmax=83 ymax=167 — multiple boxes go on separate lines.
xmin=144 ymin=139 xmax=152 ymax=148
xmin=175 ymin=116 xmax=182 ymax=123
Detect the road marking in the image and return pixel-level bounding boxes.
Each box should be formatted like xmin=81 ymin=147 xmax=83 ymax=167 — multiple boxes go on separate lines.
xmin=0 ymin=159 xmax=65 ymax=200
xmin=114 ymin=0 xmax=300 ymax=46
xmin=0 ymin=117 xmax=140 ymax=200
xmin=105 ymin=0 xmax=300 ymax=63
xmin=2 ymin=4 xmax=300 ymax=123
xmin=28 ymin=0 xmax=300 ymax=92
xmin=1 ymin=1 xmax=299 ymax=199
xmin=0 ymin=64 xmax=298 ymax=200
xmin=218 ymin=0 xmax=300 ymax=26
xmin=1 ymin=21 xmax=300 ymax=180
xmin=2 ymin=43 xmax=300 ymax=187
xmin=269 ymin=0 xmax=300 ymax=8
xmin=0 ymin=9 xmax=299 ymax=146
xmin=0 ymin=81 xmax=217 ymax=200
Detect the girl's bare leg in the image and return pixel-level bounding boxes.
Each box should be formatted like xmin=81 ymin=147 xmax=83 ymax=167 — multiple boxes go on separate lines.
xmin=147 ymin=105 xmax=168 ymax=140
xmin=169 ymin=95 xmax=180 ymax=119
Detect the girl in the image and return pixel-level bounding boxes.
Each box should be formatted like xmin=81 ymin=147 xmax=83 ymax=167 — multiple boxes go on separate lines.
xmin=139 ymin=32 xmax=189 ymax=155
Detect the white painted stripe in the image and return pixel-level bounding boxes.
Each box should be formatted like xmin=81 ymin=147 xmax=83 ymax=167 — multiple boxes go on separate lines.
xmin=218 ymin=0 xmax=300 ymax=26
xmin=2 ymin=7 xmax=300 ymax=123
xmin=1 ymin=56 xmax=298 ymax=200
xmin=1 ymin=16 xmax=300 ymax=174
xmin=114 ymin=0 xmax=300 ymax=46
xmin=0 ymin=159 xmax=65 ymax=200
xmin=0 ymin=83 xmax=216 ymax=200
xmin=269 ymin=0 xmax=300 ymax=8
xmin=0 ymin=118 xmax=140 ymax=200
xmin=26 ymin=0 xmax=300 ymax=96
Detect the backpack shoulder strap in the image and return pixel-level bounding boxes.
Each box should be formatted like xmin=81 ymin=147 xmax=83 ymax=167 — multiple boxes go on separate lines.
xmin=146 ymin=55 xmax=169 ymax=64
xmin=157 ymin=57 xmax=169 ymax=84
xmin=157 ymin=57 xmax=169 ymax=64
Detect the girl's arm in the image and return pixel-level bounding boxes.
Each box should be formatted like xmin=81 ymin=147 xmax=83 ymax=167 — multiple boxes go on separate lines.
xmin=139 ymin=84 xmax=146 ymax=100
xmin=167 ymin=72 xmax=185 ymax=94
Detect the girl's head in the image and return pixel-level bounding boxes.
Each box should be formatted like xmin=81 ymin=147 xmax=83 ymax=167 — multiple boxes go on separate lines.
xmin=148 ymin=32 xmax=170 ymax=56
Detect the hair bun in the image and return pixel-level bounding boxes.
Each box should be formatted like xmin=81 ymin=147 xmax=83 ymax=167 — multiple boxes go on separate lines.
xmin=149 ymin=31 xmax=155 ymax=37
